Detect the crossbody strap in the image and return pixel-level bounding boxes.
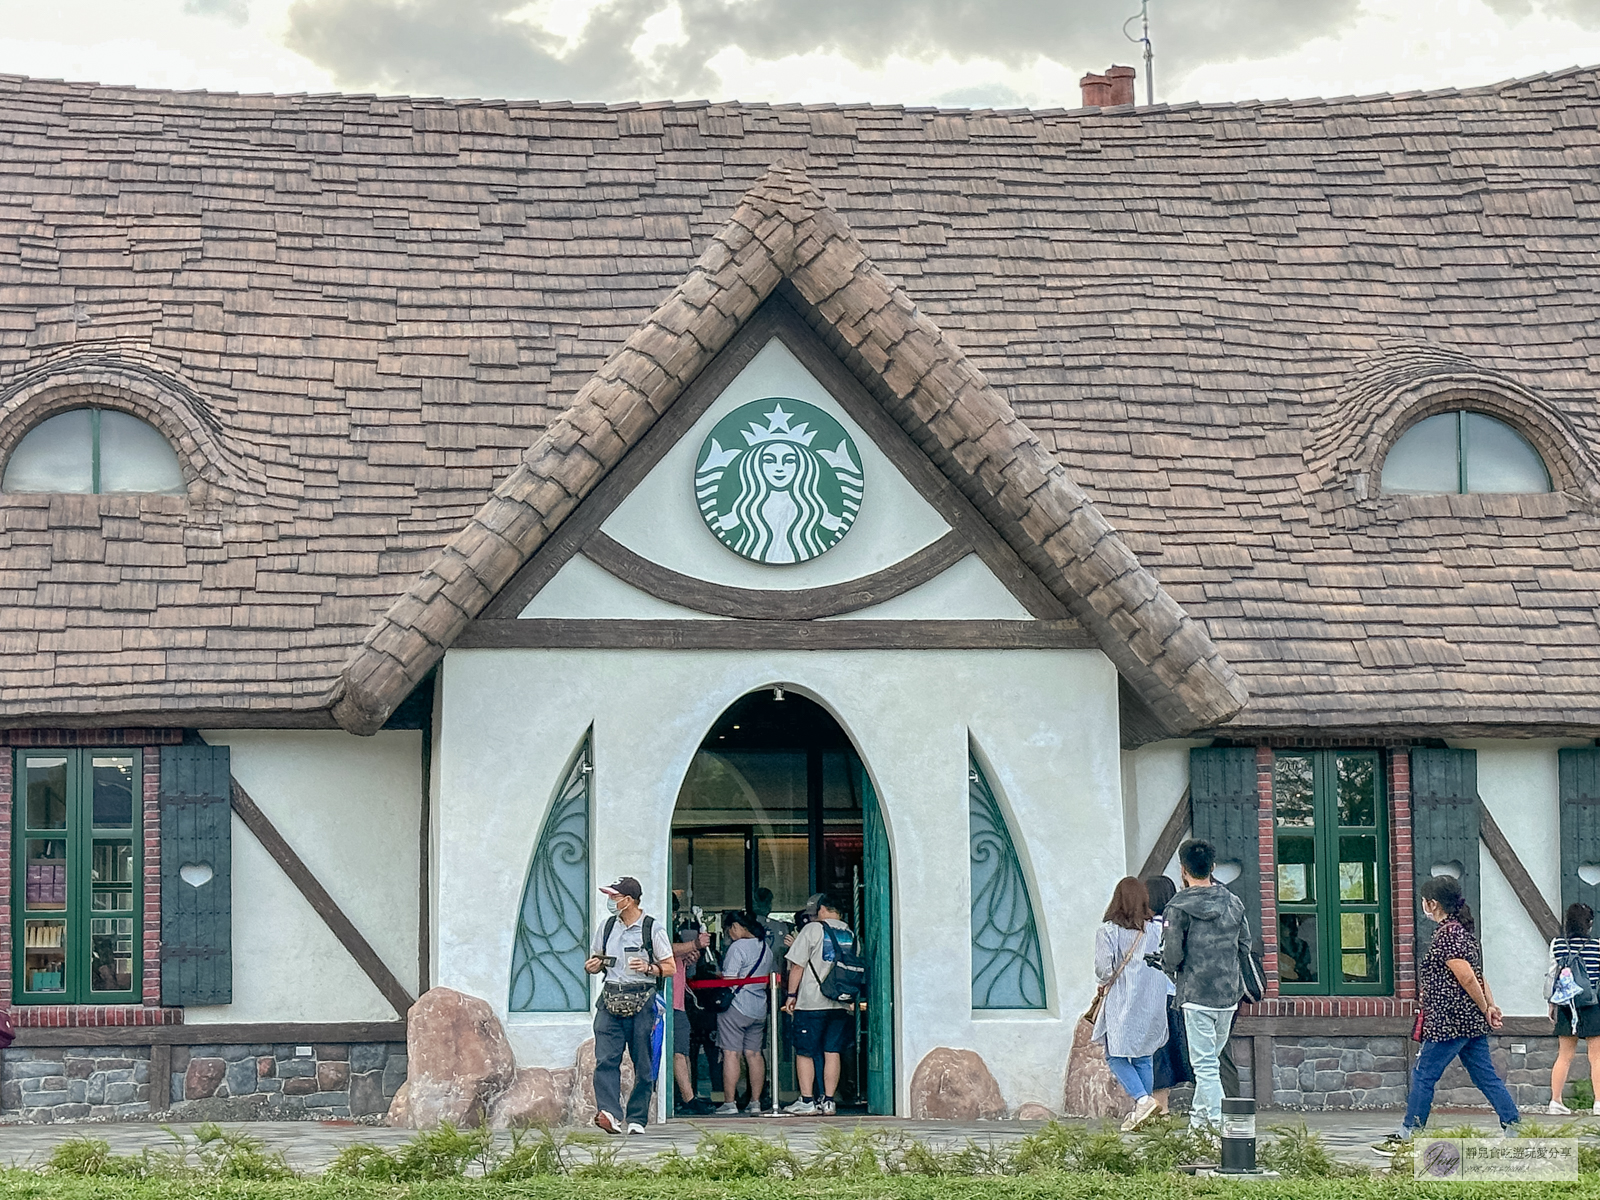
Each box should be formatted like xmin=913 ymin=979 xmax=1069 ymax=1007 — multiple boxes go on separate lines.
xmin=1100 ymin=928 xmax=1146 ymax=994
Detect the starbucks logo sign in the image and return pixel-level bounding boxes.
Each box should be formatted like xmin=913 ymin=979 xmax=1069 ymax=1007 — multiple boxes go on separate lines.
xmin=695 ymin=399 xmax=863 ymax=564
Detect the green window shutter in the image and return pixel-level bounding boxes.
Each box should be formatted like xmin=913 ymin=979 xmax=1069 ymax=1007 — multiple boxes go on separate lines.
xmin=160 ymin=744 xmax=233 ymax=1006
xmin=1558 ymin=748 xmax=1600 ymax=916
xmin=1409 ymin=748 xmax=1480 ymax=961
xmin=1189 ymin=747 xmax=1262 ymax=948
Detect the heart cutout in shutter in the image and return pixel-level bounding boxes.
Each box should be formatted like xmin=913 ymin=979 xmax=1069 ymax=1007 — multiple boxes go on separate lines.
xmin=1580 ymin=863 xmax=1600 ymax=887
xmin=1214 ymin=861 xmax=1243 ymax=885
xmin=1429 ymin=861 xmax=1463 ymax=879
xmin=180 ymin=862 xmax=214 ymax=889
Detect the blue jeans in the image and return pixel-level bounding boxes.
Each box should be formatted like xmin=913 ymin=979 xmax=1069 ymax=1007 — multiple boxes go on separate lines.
xmin=594 ymin=1006 xmax=657 ymax=1127
xmin=1106 ymin=1054 xmax=1154 ymax=1100
xmin=1404 ymin=1035 xmax=1520 ymax=1130
xmin=1183 ymin=1004 xmax=1236 ymax=1129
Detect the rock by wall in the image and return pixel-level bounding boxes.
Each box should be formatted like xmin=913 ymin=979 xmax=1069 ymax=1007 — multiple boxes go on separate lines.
xmin=908 ymin=1047 xmax=1006 ymax=1120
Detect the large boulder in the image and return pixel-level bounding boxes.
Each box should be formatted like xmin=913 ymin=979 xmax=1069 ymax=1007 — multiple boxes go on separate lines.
xmin=571 ymin=1037 xmax=643 ymax=1124
xmin=388 ymin=987 xmax=517 ymax=1128
xmin=1062 ymin=1020 xmax=1133 ymax=1120
xmin=908 ymin=1048 xmax=1006 ymax=1120
xmin=1015 ymin=1102 xmax=1055 ymax=1121
xmin=488 ymin=1067 xmax=571 ymax=1129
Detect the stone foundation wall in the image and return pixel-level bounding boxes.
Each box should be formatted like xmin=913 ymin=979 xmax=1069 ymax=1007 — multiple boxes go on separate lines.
xmin=1271 ymin=1037 xmax=1409 ymax=1109
xmin=1433 ymin=1035 xmax=1586 ymax=1110
xmin=171 ymin=1042 xmax=407 ymax=1118
xmin=1 ymin=1046 xmax=152 ymax=1122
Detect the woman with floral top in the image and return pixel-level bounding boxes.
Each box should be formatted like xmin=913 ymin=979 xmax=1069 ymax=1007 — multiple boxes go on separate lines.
xmin=1374 ymin=875 xmax=1521 ymax=1154
xmin=1547 ymin=902 xmax=1600 ymax=1116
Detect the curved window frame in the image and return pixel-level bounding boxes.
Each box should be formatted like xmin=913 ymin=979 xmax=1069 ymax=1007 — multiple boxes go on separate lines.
xmin=1379 ymin=408 xmax=1552 ymax=497
xmin=2 ymin=405 xmax=188 ymax=497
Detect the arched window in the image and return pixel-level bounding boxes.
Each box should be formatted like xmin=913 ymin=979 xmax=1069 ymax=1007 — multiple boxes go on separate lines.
xmin=2 ymin=408 xmax=185 ymax=495
xmin=1380 ymin=411 xmax=1551 ymax=496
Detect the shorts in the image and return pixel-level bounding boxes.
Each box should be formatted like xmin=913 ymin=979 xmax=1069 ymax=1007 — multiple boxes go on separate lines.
xmin=717 ymin=1007 xmax=768 ymax=1053
xmin=792 ymin=1008 xmax=852 ymax=1058
xmin=673 ymin=1007 xmax=692 ymax=1055
xmin=1555 ymin=1004 xmax=1600 ymax=1039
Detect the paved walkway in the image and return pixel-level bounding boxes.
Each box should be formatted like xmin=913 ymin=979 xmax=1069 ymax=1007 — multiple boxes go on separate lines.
xmin=0 ymin=1108 xmax=1588 ymax=1174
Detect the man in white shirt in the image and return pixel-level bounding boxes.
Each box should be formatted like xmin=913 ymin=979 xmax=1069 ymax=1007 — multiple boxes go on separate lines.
xmin=781 ymin=892 xmax=856 ymax=1116
xmin=584 ymin=876 xmax=674 ymax=1134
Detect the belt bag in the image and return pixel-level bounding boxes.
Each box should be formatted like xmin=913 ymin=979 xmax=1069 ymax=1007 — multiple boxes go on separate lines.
xmin=600 ymin=981 xmax=656 ymax=1017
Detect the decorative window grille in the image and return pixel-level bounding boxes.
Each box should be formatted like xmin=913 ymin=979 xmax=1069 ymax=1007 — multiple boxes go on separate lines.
xmin=968 ymin=751 xmax=1045 ymax=1009
xmin=509 ymin=734 xmax=592 ymax=1012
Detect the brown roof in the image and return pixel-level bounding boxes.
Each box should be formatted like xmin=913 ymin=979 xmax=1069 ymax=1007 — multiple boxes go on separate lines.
xmin=2 ymin=69 xmax=1600 ymax=735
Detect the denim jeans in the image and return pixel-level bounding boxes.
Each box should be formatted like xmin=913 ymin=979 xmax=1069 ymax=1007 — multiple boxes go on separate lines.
xmin=1182 ymin=1003 xmax=1237 ymax=1129
xmin=1403 ymin=1035 xmax=1520 ymax=1130
xmin=594 ymin=1006 xmax=657 ymax=1127
xmin=1106 ymin=1054 xmax=1155 ymax=1100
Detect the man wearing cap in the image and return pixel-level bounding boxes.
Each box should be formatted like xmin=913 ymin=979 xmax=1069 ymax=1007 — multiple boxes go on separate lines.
xmin=585 ymin=876 xmax=674 ymax=1135
xmin=781 ymin=892 xmax=855 ymax=1116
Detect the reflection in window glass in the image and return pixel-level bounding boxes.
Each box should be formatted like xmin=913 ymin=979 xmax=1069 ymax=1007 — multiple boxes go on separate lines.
xmin=90 ymin=917 xmax=134 ymax=992
xmin=1381 ymin=410 xmax=1551 ymax=495
xmin=1340 ymin=912 xmax=1382 ymax=984
xmin=1339 ymin=835 xmax=1378 ymax=902
xmin=1278 ymin=913 xmax=1319 ymax=984
xmin=92 ymin=756 xmax=134 ymax=827
xmin=1337 ymin=757 xmax=1376 ymax=826
xmin=26 ymin=756 xmax=68 ymax=829
xmin=1277 ymin=837 xmax=1316 ymax=903
xmin=2 ymin=407 xmax=185 ymax=495
xmin=757 ymin=835 xmax=809 ymax=915
xmin=1273 ymin=756 xmax=1315 ymax=827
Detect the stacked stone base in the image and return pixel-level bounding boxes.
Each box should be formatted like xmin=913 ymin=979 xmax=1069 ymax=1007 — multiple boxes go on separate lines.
xmin=1 ymin=1047 xmax=152 ymax=1122
xmin=173 ymin=1042 xmax=407 ymax=1118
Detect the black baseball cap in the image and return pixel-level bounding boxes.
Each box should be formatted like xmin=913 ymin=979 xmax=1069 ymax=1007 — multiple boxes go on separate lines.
xmin=600 ymin=876 xmax=642 ymax=900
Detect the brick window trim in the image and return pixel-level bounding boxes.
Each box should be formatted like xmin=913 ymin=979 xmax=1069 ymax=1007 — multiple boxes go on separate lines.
xmin=0 ymin=731 xmax=166 ymax=1009
xmin=1252 ymin=743 xmax=1416 ymax=1013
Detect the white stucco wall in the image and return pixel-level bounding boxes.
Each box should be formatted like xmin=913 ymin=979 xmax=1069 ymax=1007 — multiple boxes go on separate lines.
xmin=435 ymin=645 xmax=1124 ymax=1113
xmin=1119 ymin=739 xmax=1205 ymax=878
xmin=602 ymin=338 xmax=951 ymax=588
xmin=187 ymin=730 xmax=423 ymax=1024
xmin=1457 ymin=739 xmax=1575 ymax=1016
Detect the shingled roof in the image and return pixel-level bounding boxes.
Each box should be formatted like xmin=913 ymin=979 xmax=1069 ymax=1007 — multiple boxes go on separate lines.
xmin=3 ymin=68 xmax=1600 ymax=736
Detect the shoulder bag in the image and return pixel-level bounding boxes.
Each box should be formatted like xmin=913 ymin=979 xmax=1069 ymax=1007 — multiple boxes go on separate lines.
xmin=1081 ymin=928 xmax=1146 ymax=1026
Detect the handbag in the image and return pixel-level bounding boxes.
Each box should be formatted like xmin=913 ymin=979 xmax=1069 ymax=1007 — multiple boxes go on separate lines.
xmin=1081 ymin=929 xmax=1147 ymax=1025
xmin=1411 ymin=1008 xmax=1425 ymax=1042
xmin=1240 ymin=943 xmax=1267 ymax=1004
xmin=600 ymin=981 xmax=657 ymax=1017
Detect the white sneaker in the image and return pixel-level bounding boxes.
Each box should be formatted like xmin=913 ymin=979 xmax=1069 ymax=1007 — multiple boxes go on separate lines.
xmin=784 ymin=1097 xmax=818 ymax=1115
xmin=819 ymin=1097 xmax=837 ymax=1116
xmin=1549 ymin=1100 xmax=1573 ymax=1116
xmin=627 ymin=1122 xmax=647 ymax=1135
xmin=1121 ymin=1094 xmax=1162 ymax=1132
xmin=712 ymin=1101 xmax=741 ymax=1116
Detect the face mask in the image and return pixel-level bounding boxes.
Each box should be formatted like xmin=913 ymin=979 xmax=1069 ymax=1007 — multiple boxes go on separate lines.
xmin=605 ymin=897 xmax=620 ymax=915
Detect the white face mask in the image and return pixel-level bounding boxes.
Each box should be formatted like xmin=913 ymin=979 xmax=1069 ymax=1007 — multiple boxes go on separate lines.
xmin=605 ymin=897 xmax=620 ymax=916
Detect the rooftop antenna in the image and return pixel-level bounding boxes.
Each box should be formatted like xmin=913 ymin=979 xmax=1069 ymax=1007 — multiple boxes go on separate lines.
xmin=1123 ymin=0 xmax=1154 ymax=105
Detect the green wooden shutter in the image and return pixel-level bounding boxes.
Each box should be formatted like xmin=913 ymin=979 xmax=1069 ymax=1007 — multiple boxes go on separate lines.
xmin=1558 ymin=748 xmax=1600 ymax=916
xmin=160 ymin=744 xmax=233 ymax=1006
xmin=1189 ymin=747 xmax=1262 ymax=950
xmin=1409 ymin=748 xmax=1480 ymax=961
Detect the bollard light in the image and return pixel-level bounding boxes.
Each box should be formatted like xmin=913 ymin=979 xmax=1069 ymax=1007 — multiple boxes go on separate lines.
xmin=1219 ymin=1097 xmax=1258 ymax=1174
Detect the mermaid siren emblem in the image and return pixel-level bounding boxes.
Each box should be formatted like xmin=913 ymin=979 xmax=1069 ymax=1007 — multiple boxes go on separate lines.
xmin=695 ymin=399 xmax=863 ymax=563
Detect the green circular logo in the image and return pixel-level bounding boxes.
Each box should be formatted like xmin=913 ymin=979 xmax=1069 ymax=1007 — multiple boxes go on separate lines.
xmin=694 ymin=398 xmax=863 ymax=564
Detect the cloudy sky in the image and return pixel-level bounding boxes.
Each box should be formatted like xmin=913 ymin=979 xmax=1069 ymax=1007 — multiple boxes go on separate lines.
xmin=2 ymin=0 xmax=1599 ymax=109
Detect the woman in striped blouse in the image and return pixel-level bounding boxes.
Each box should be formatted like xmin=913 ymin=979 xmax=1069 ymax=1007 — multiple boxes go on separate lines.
xmin=1548 ymin=901 xmax=1600 ymax=1116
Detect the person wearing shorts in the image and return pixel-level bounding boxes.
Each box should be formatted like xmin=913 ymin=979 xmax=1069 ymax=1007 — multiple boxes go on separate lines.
xmin=782 ymin=892 xmax=855 ymax=1116
xmin=714 ymin=910 xmax=773 ymax=1115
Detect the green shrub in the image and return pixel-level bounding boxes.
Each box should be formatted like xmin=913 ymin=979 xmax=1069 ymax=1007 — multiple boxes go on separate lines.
xmin=45 ymin=1138 xmax=145 ymax=1179
xmin=1569 ymin=1078 xmax=1595 ymax=1109
xmin=1257 ymin=1121 xmax=1360 ymax=1178
xmin=657 ymin=1131 xmax=802 ymax=1180
xmin=807 ymin=1125 xmax=888 ymax=1176
xmin=327 ymin=1122 xmax=492 ymax=1182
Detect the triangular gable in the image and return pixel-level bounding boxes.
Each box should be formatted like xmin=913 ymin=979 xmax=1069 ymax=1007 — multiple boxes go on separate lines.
xmin=331 ymin=165 xmax=1247 ymax=738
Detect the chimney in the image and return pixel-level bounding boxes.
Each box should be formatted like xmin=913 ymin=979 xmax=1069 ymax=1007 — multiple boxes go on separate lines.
xmin=1082 ymin=64 xmax=1136 ymax=108
xmin=1106 ymin=65 xmax=1136 ymax=107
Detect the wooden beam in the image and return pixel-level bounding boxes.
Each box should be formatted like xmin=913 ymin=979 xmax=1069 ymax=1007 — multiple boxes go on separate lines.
xmin=148 ymin=1043 xmax=172 ymax=1111
xmin=455 ymin=618 xmax=1095 ymax=651
xmin=1251 ymin=1035 xmax=1274 ymax=1109
xmin=1138 ymin=786 xmax=1192 ymax=881
xmin=229 ymin=780 xmax=416 ymax=1018
xmin=582 ymin=529 xmax=972 ymax=620
xmin=1478 ymin=803 xmax=1562 ymax=942
xmin=11 ymin=1021 xmax=408 ymax=1048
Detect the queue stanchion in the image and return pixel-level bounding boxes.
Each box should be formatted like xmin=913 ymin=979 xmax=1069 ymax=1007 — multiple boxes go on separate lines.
xmin=767 ymin=971 xmax=782 ymax=1117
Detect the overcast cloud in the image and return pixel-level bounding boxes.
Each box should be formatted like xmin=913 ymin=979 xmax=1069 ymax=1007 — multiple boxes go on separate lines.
xmin=2 ymin=0 xmax=1600 ymax=110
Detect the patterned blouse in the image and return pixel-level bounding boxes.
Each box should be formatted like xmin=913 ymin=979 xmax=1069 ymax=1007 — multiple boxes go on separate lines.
xmin=1419 ymin=919 xmax=1490 ymax=1042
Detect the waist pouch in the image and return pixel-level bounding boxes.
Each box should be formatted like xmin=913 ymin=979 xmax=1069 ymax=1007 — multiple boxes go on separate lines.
xmin=600 ymin=981 xmax=656 ymax=1017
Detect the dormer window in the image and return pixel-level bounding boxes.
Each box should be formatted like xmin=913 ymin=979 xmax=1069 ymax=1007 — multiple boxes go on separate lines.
xmin=1379 ymin=410 xmax=1551 ymax=496
xmin=2 ymin=408 xmax=185 ymax=495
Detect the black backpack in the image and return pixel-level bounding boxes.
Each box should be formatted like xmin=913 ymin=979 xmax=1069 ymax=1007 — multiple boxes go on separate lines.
xmin=810 ymin=923 xmax=868 ymax=1005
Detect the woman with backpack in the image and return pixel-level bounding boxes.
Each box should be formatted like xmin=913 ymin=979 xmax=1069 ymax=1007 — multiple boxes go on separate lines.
xmin=1374 ymin=875 xmax=1521 ymax=1154
xmin=1092 ymin=876 xmax=1169 ymax=1132
xmin=1548 ymin=901 xmax=1600 ymax=1115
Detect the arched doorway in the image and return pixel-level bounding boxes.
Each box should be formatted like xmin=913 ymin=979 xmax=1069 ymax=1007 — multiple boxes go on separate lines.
xmin=669 ymin=687 xmax=893 ymax=1114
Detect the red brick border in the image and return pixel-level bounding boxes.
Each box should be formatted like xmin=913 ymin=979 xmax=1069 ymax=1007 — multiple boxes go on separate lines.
xmin=1 ymin=731 xmax=172 ymax=1023
xmin=1256 ymin=745 xmax=1279 ymax=997
xmin=1389 ymin=749 xmax=1416 ymax=1000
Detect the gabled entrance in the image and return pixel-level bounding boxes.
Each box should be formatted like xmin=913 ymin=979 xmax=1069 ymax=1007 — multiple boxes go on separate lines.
xmin=670 ymin=688 xmax=893 ymax=1115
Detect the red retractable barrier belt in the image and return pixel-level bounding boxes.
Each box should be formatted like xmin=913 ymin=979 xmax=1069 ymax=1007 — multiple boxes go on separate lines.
xmin=686 ymin=975 xmax=774 ymax=989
